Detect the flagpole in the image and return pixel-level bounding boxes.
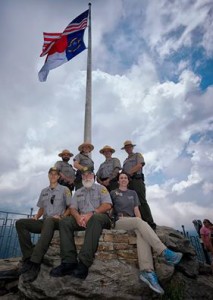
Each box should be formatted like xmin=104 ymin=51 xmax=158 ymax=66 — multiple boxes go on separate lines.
xmin=84 ymin=3 xmax=92 ymax=143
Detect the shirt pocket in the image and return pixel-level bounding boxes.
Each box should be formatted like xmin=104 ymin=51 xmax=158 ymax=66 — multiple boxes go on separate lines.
xmin=41 ymin=195 xmax=50 ymax=209
xmin=77 ymin=196 xmax=87 ymax=211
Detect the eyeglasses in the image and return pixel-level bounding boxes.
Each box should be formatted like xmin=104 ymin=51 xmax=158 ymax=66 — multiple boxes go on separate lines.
xmin=50 ymin=195 xmax=55 ymax=205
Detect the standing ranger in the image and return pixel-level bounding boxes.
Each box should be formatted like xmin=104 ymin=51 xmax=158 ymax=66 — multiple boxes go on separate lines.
xmin=96 ymin=145 xmax=121 ymax=191
xmin=55 ymin=149 xmax=75 ymax=193
xmin=73 ymin=142 xmax=94 ymax=190
xmin=122 ymin=140 xmax=156 ymax=230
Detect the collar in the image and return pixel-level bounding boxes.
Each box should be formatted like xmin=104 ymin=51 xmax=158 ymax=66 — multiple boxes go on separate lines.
xmin=128 ymin=152 xmax=135 ymax=158
xmin=48 ymin=183 xmax=60 ymax=191
xmin=105 ymin=157 xmax=113 ymax=161
xmin=81 ymin=182 xmax=96 ymax=192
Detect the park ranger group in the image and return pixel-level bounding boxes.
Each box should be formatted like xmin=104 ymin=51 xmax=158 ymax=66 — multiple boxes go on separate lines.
xmin=54 ymin=140 xmax=155 ymax=229
xmin=15 ymin=140 xmax=176 ymax=294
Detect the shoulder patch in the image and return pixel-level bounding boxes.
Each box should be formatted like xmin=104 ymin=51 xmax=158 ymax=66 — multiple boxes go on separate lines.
xmin=101 ymin=187 xmax=108 ymax=194
xmin=65 ymin=189 xmax=71 ymax=197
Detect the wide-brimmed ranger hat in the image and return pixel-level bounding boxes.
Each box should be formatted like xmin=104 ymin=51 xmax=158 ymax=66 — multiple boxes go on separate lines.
xmin=78 ymin=142 xmax=94 ymax=152
xmin=48 ymin=167 xmax=60 ymax=175
xmin=58 ymin=149 xmax=73 ymax=157
xmin=99 ymin=145 xmax=115 ymax=154
xmin=121 ymin=140 xmax=136 ymax=149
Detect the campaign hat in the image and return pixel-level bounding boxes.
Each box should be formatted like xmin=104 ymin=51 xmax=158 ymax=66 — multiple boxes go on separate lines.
xmin=121 ymin=140 xmax=136 ymax=150
xmin=78 ymin=142 xmax=94 ymax=152
xmin=99 ymin=145 xmax=115 ymax=154
xmin=58 ymin=149 xmax=73 ymax=157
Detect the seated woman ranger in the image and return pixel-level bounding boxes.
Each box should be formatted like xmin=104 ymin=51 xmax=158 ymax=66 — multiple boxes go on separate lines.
xmin=110 ymin=171 xmax=183 ymax=295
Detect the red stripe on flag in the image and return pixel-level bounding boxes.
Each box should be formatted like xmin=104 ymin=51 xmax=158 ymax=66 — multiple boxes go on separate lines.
xmin=62 ymin=18 xmax=88 ymax=35
xmin=41 ymin=32 xmax=62 ymax=56
xmin=39 ymin=11 xmax=88 ymax=58
xmin=43 ymin=32 xmax=61 ymax=37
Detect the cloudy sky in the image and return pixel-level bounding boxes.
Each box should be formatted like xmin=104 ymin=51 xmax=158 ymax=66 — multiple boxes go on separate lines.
xmin=0 ymin=0 xmax=212 ymax=231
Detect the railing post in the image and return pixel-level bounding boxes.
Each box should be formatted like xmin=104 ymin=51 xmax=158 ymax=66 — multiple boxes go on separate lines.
xmin=181 ymin=225 xmax=186 ymax=237
xmin=30 ymin=208 xmax=33 ymax=217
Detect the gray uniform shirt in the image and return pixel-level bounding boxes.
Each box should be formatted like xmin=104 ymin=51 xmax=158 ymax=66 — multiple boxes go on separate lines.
xmin=37 ymin=184 xmax=72 ymax=219
xmin=123 ymin=152 xmax=145 ymax=175
xmin=96 ymin=157 xmax=121 ymax=180
xmin=73 ymin=153 xmax=94 ymax=170
xmin=71 ymin=183 xmax=112 ymax=214
xmin=54 ymin=161 xmax=75 ymax=179
xmin=110 ymin=189 xmax=140 ymax=217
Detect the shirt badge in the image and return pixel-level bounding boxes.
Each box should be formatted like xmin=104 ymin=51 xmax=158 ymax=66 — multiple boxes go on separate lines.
xmin=115 ymin=191 xmax=122 ymax=196
xmin=77 ymin=194 xmax=84 ymax=197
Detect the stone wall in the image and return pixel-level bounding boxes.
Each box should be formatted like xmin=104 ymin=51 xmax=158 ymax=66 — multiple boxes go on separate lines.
xmin=59 ymin=229 xmax=138 ymax=266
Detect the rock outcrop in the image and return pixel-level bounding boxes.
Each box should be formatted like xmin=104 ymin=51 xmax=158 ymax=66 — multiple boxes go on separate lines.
xmin=1 ymin=226 xmax=213 ymax=299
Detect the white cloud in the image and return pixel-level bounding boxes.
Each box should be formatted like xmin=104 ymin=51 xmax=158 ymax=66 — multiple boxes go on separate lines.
xmin=141 ymin=0 xmax=213 ymax=58
xmin=202 ymin=182 xmax=213 ymax=195
xmin=0 ymin=0 xmax=212 ymax=232
xmin=172 ymin=171 xmax=202 ymax=195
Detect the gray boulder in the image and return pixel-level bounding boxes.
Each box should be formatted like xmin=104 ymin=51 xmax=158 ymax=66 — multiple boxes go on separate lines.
xmin=1 ymin=226 xmax=213 ymax=299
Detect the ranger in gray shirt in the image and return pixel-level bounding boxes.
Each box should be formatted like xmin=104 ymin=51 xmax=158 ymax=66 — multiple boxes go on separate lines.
xmin=55 ymin=149 xmax=76 ymax=193
xmin=122 ymin=140 xmax=156 ymax=230
xmin=73 ymin=142 xmax=94 ymax=190
xmin=50 ymin=168 xmax=112 ymax=280
xmin=96 ymin=145 xmax=121 ymax=191
xmin=16 ymin=167 xmax=72 ymax=283
xmin=110 ymin=189 xmax=140 ymax=217
xmin=110 ymin=171 xmax=182 ymax=295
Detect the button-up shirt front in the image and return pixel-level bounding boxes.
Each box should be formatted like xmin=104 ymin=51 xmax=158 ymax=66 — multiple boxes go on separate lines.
xmin=123 ymin=152 xmax=145 ymax=175
xmin=96 ymin=157 xmax=121 ymax=180
xmin=71 ymin=183 xmax=112 ymax=214
xmin=37 ymin=184 xmax=72 ymax=218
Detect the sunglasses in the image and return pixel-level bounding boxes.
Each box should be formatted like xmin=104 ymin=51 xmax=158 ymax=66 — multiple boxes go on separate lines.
xmin=50 ymin=195 xmax=55 ymax=205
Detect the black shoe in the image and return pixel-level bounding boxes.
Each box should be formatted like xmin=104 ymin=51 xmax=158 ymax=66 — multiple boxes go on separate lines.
xmin=50 ymin=262 xmax=78 ymax=277
xmin=22 ymin=262 xmax=40 ymax=283
xmin=18 ymin=258 xmax=32 ymax=275
xmin=72 ymin=261 xmax=88 ymax=280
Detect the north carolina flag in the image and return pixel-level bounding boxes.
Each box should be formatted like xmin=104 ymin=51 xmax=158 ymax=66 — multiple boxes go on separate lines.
xmin=38 ymin=10 xmax=89 ymax=82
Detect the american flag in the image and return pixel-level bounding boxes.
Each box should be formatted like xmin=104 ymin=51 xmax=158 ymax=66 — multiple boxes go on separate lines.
xmin=40 ymin=10 xmax=88 ymax=57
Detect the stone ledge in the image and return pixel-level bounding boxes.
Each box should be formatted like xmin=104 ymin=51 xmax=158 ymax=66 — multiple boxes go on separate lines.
xmin=2 ymin=226 xmax=208 ymax=300
xmin=49 ymin=229 xmax=138 ymax=266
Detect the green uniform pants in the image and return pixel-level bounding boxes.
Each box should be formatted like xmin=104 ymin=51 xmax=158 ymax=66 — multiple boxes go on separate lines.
xmin=59 ymin=214 xmax=111 ymax=267
xmin=129 ymin=178 xmax=155 ymax=226
xmin=15 ymin=217 xmax=59 ymax=263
